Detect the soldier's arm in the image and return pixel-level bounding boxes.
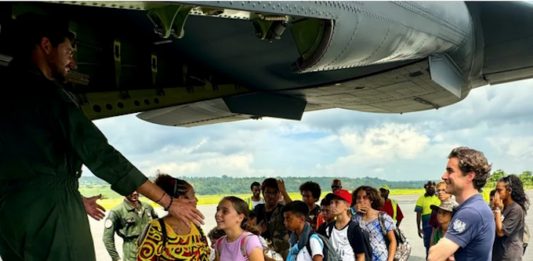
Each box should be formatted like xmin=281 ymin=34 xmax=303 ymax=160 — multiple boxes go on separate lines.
xmin=103 ymin=211 xmax=121 ymax=261
xmin=64 ymin=99 xmax=175 ymax=207
xmin=63 ymin=95 xmax=204 ymax=226
xmin=65 ymin=102 xmax=147 ymax=197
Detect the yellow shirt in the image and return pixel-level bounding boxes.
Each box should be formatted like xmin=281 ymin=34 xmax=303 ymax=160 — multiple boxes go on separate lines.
xmin=136 ymin=219 xmax=210 ymax=261
xmin=415 ymin=195 xmax=441 ymax=227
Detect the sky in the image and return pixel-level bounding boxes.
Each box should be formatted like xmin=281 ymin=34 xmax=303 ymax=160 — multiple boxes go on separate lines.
xmin=83 ymin=79 xmax=533 ymax=182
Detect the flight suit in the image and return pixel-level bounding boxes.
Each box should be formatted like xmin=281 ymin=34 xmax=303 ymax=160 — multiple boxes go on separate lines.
xmin=0 ymin=58 xmax=148 ymax=261
xmin=103 ymin=199 xmax=158 ymax=261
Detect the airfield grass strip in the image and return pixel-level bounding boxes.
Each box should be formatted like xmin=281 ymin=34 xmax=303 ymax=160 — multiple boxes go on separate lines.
xmin=96 ymin=190 xmax=427 ymax=210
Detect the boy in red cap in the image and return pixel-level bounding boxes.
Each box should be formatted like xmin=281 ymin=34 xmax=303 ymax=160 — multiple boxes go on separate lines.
xmin=325 ymin=189 xmax=371 ymax=261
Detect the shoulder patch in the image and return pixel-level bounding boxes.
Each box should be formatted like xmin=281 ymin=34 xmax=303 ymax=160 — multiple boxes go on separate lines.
xmin=105 ymin=219 xmax=113 ymax=229
xmin=452 ymin=219 xmax=466 ymax=233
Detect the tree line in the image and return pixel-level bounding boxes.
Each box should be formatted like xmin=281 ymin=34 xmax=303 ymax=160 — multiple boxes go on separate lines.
xmin=79 ymin=171 xmax=532 ymax=196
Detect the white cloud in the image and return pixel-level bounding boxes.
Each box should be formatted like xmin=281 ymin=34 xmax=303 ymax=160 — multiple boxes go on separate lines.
xmin=338 ymin=123 xmax=430 ymax=160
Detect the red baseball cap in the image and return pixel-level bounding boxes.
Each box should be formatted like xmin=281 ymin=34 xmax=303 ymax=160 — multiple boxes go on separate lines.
xmin=331 ymin=189 xmax=352 ymax=205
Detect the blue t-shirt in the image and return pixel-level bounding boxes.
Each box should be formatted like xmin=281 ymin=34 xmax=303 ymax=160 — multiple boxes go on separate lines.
xmin=444 ymin=194 xmax=495 ymax=261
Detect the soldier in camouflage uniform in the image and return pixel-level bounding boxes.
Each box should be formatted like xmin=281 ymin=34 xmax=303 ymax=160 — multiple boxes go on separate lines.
xmin=252 ymin=178 xmax=290 ymax=260
xmin=103 ymin=191 xmax=158 ymax=261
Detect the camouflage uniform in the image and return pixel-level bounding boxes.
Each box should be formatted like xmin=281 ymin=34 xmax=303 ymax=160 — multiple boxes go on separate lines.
xmin=0 ymin=59 xmax=148 ymax=261
xmin=252 ymin=204 xmax=290 ymax=260
xmin=103 ymin=199 xmax=158 ymax=261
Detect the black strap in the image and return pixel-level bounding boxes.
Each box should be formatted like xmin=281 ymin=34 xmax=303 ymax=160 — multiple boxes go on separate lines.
xmin=158 ymin=218 xmax=167 ymax=259
xmin=305 ymin=232 xmax=314 ymax=256
xmin=346 ymin=221 xmax=360 ymax=257
xmin=326 ymin=221 xmax=335 ymax=238
xmin=348 ymin=220 xmax=372 ymax=261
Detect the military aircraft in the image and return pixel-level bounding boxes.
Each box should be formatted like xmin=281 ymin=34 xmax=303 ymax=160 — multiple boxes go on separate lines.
xmin=1 ymin=1 xmax=531 ymax=127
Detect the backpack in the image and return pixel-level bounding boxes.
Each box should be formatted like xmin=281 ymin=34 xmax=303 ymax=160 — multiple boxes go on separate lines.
xmin=304 ymin=233 xmax=342 ymax=261
xmin=214 ymin=231 xmax=254 ymax=261
xmin=326 ymin=220 xmax=373 ymax=261
xmin=377 ymin=212 xmax=411 ymax=261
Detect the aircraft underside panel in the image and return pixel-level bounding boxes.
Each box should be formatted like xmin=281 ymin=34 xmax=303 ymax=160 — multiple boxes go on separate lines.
xmin=138 ymin=59 xmax=463 ymax=127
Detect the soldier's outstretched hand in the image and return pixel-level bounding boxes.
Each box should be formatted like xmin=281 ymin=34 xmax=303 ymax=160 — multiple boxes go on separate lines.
xmin=168 ymin=197 xmax=205 ymax=228
xmin=83 ymin=194 xmax=106 ymax=221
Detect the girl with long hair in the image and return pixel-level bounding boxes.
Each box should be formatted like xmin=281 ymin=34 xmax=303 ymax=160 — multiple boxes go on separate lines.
xmin=213 ymin=196 xmax=264 ymax=261
xmin=492 ymin=174 xmax=530 ymax=260
xmin=136 ymin=173 xmax=210 ymax=261
xmin=352 ymin=186 xmax=397 ymax=261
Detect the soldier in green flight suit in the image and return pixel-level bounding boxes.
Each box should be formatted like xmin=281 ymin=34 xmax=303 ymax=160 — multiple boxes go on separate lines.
xmin=103 ymin=191 xmax=159 ymax=261
xmin=0 ymin=14 xmax=204 ymax=261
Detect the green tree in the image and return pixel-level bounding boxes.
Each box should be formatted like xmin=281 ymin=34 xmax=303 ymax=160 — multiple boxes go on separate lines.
xmin=520 ymin=171 xmax=532 ymax=186
xmin=490 ymin=169 xmax=506 ymax=182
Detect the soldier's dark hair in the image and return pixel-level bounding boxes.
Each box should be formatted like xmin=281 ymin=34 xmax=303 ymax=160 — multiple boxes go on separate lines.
xmin=282 ymin=201 xmax=309 ymax=219
xmin=12 ymin=13 xmax=76 ymax=58
xmin=154 ymin=171 xmax=189 ymax=198
xmin=220 ymin=196 xmax=261 ymax=236
xmin=353 ymin=186 xmax=384 ymax=210
xmin=261 ymin=178 xmax=279 ymax=193
xmin=250 ymin=182 xmax=261 ymax=190
xmin=499 ymin=175 xmax=530 ymax=214
xmin=299 ymin=181 xmax=321 ymax=202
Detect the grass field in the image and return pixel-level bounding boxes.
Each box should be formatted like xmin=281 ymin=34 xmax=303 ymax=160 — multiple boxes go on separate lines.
xmin=93 ymin=189 xmax=429 ymax=210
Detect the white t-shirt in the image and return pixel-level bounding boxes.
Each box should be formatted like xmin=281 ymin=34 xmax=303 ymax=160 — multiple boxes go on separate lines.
xmin=330 ymin=225 xmax=356 ymax=261
xmin=252 ymin=198 xmax=264 ymax=209
xmin=290 ymin=234 xmax=324 ymax=261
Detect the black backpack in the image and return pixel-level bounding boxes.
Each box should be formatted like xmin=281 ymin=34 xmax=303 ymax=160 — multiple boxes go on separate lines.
xmin=326 ymin=220 xmax=373 ymax=261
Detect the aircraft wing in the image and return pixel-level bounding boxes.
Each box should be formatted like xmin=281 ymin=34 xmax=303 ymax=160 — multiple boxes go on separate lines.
xmin=0 ymin=1 xmax=532 ymax=127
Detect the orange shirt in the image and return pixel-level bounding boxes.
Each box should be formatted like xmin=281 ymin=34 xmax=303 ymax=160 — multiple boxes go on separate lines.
xmin=316 ymin=212 xmax=325 ymax=228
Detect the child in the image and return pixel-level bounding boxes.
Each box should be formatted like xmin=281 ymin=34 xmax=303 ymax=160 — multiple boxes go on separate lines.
xmin=214 ymin=196 xmax=264 ymax=261
xmin=136 ymin=174 xmax=210 ymax=261
xmin=328 ymin=189 xmax=369 ymax=261
xmin=282 ymin=201 xmax=324 ymax=261
xmin=208 ymin=227 xmax=226 ymax=261
xmin=317 ymin=194 xmax=336 ymax=237
xmin=430 ymin=200 xmax=458 ymax=246
xmin=299 ymin=181 xmax=323 ymax=231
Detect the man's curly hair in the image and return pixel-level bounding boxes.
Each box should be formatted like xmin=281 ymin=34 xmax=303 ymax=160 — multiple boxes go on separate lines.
xmin=448 ymin=147 xmax=492 ymax=190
